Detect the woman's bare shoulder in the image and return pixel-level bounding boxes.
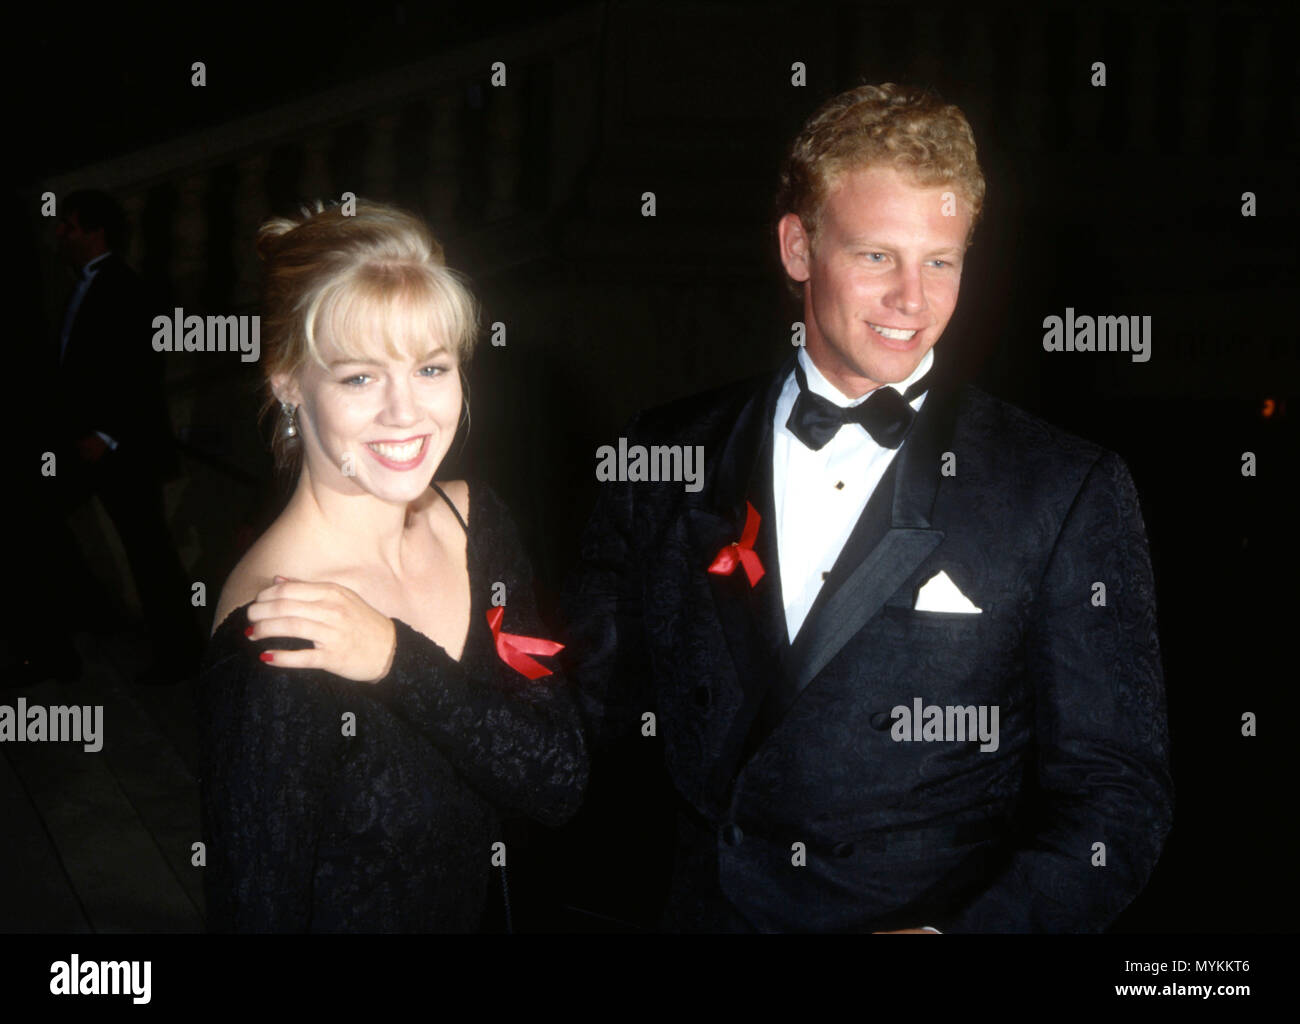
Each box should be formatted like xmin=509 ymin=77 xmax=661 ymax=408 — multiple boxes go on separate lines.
xmin=211 ymin=524 xmax=308 ymax=635
xmin=213 ymin=560 xmax=270 ymax=637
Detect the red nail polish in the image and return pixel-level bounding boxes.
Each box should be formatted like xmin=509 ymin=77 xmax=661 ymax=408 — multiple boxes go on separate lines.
xmin=245 ymin=627 xmax=254 ymax=637
xmin=260 ymin=652 xmax=274 ymax=663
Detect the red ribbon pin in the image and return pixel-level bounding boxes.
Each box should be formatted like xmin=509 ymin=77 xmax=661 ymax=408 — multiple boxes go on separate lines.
xmin=708 ymin=501 xmax=765 ymax=586
xmin=486 ymin=606 xmax=564 ymax=680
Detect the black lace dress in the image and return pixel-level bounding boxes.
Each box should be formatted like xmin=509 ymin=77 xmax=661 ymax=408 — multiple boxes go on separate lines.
xmin=196 ymin=482 xmax=587 ymax=932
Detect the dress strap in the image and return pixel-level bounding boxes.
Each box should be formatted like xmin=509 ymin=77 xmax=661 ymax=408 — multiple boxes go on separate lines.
xmin=430 ymin=481 xmax=470 ymax=536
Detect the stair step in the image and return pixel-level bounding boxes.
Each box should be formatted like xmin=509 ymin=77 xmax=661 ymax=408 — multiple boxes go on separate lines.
xmin=0 ymin=745 xmax=91 ymax=932
xmin=2 ymin=664 xmax=203 ymax=933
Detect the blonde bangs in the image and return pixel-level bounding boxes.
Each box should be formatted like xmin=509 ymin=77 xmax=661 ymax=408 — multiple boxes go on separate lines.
xmin=304 ymin=261 xmax=479 ymax=369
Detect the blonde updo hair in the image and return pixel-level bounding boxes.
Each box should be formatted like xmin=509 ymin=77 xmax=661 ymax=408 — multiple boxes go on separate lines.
xmin=776 ymin=83 xmax=986 ymax=293
xmin=255 ymin=199 xmax=480 ymax=474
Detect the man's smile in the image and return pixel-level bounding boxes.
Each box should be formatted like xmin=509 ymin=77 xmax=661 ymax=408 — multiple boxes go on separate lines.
xmin=867 ymin=322 xmax=919 ymax=341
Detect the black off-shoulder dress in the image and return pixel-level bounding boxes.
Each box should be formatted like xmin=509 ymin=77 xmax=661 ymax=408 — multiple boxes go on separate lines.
xmin=196 ymin=482 xmax=587 ymax=932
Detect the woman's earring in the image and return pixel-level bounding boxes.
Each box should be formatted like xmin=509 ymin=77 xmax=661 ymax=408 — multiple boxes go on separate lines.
xmin=282 ymin=402 xmax=297 ymax=438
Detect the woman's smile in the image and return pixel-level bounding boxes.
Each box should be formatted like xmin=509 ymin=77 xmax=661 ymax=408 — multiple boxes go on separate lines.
xmin=363 ymin=434 xmax=430 ymax=470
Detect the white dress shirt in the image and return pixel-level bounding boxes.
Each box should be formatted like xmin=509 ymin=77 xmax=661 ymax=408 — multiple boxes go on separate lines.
xmin=772 ymin=344 xmax=934 ymax=642
xmin=773 ymin=345 xmax=941 ymax=933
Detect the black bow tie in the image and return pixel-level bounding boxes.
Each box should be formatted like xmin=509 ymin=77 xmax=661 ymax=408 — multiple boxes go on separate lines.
xmin=786 ymin=360 xmax=933 ymax=451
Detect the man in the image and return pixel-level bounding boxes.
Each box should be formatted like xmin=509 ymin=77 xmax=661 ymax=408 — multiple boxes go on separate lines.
xmin=51 ymin=190 xmax=198 ymax=683
xmin=562 ymin=84 xmax=1172 ymax=932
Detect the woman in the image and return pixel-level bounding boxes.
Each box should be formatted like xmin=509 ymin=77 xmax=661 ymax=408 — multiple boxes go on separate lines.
xmin=197 ymin=200 xmax=587 ymax=932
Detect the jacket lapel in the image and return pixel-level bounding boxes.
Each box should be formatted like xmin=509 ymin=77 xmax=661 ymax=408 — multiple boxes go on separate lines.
xmin=682 ymin=356 xmax=792 ymax=804
xmin=683 ymin=355 xmax=792 ymax=646
xmin=754 ymin=363 xmax=964 ymax=738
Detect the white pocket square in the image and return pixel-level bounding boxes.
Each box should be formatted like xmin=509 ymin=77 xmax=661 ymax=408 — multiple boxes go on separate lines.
xmin=914 ymin=570 xmax=982 ymax=613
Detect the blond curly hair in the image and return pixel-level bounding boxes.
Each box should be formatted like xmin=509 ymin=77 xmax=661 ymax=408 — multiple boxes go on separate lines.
xmin=776 ymin=82 xmax=986 ymax=278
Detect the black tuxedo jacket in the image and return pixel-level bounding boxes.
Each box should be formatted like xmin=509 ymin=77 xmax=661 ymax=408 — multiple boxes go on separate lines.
xmin=562 ymin=353 xmax=1173 ymax=932
xmin=56 ymin=254 xmax=175 ymax=471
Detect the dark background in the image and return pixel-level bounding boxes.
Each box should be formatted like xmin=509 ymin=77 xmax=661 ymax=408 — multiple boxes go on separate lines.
xmin=8 ymin=0 xmax=1296 ymax=933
